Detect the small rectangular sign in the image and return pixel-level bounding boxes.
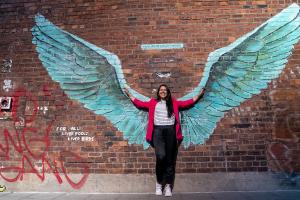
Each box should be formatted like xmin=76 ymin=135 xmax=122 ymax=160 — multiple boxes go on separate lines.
xmin=141 ymin=43 xmax=184 ymax=50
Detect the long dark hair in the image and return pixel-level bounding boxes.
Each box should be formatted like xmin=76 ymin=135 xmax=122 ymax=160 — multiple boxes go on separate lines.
xmin=156 ymin=84 xmax=174 ymax=118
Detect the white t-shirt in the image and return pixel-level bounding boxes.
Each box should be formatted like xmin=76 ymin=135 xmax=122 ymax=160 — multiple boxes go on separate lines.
xmin=154 ymin=100 xmax=175 ymax=125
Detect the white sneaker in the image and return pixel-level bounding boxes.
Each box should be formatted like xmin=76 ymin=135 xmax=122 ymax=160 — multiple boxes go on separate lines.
xmin=155 ymin=182 xmax=162 ymax=195
xmin=164 ymin=184 xmax=172 ymax=197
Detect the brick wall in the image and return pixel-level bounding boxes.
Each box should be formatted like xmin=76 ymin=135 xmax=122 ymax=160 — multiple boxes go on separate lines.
xmin=0 ymin=0 xmax=299 ymax=183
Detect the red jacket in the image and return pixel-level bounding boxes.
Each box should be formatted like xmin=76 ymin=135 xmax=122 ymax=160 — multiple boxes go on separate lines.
xmin=132 ymin=98 xmax=194 ymax=145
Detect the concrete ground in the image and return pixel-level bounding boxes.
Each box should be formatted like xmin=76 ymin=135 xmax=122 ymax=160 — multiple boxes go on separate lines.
xmin=0 ymin=190 xmax=300 ymax=200
xmin=2 ymin=172 xmax=299 ymax=193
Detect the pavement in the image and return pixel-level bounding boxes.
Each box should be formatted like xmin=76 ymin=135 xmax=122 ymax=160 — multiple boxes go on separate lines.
xmin=0 ymin=190 xmax=300 ymax=200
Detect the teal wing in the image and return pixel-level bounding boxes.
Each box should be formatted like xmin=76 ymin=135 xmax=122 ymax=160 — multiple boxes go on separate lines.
xmin=179 ymin=3 xmax=300 ymax=148
xmin=32 ymin=14 xmax=151 ymax=149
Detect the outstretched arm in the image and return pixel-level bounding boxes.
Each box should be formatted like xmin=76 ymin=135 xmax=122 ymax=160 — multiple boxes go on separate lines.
xmin=177 ymin=88 xmax=205 ymax=109
xmin=192 ymin=88 xmax=206 ymax=102
xmin=124 ymin=88 xmax=135 ymax=101
xmin=124 ymin=88 xmax=150 ymax=109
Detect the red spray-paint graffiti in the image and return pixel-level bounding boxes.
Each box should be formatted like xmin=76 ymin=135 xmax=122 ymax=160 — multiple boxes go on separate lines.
xmin=0 ymin=87 xmax=89 ymax=189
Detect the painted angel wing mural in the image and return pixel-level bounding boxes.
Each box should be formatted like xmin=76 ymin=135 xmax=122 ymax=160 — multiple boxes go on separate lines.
xmin=32 ymin=3 xmax=300 ymax=149
xmin=31 ymin=14 xmax=151 ymax=149
xmin=179 ymin=3 xmax=300 ymax=147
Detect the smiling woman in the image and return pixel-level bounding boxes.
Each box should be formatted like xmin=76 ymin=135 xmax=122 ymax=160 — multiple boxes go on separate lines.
xmin=125 ymin=84 xmax=205 ymax=196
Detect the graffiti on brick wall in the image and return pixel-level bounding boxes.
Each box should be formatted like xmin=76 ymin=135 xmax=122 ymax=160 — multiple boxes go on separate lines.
xmin=148 ymin=57 xmax=178 ymax=79
xmin=31 ymin=4 xmax=300 ymax=149
xmin=1 ymin=59 xmax=12 ymax=73
xmin=2 ymin=80 xmax=13 ymax=92
xmin=0 ymin=87 xmax=89 ymax=189
xmin=56 ymin=126 xmax=94 ymax=142
xmin=141 ymin=43 xmax=184 ymax=50
xmin=37 ymin=106 xmax=48 ymax=115
xmin=156 ymin=72 xmax=172 ymax=78
xmin=267 ymin=84 xmax=300 ymax=182
xmin=267 ymin=143 xmax=296 ymax=181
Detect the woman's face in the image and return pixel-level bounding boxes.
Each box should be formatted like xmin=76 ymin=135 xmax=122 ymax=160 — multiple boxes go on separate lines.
xmin=158 ymin=86 xmax=168 ymax=100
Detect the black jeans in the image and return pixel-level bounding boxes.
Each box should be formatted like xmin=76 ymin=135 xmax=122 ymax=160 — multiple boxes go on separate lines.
xmin=153 ymin=125 xmax=178 ymax=185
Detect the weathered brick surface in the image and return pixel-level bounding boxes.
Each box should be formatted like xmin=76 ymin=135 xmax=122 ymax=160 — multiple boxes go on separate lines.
xmin=0 ymin=0 xmax=299 ymax=181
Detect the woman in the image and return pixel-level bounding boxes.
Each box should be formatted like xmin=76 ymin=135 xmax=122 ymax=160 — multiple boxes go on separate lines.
xmin=125 ymin=84 xmax=205 ymax=197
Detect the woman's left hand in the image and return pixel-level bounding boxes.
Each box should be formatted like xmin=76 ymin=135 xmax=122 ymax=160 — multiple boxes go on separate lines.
xmin=192 ymin=88 xmax=205 ymax=102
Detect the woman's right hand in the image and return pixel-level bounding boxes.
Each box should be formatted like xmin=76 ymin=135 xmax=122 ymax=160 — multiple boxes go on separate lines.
xmin=124 ymin=87 xmax=129 ymax=96
xmin=124 ymin=87 xmax=134 ymax=101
